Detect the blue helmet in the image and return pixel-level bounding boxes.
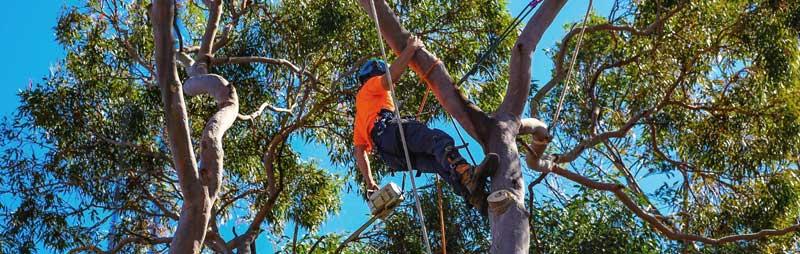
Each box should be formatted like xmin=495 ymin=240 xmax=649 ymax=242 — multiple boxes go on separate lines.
xmin=357 ymin=59 xmax=387 ymax=84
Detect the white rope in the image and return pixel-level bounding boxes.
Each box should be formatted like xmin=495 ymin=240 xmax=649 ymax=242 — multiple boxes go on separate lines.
xmin=367 ymin=1 xmax=433 ymax=253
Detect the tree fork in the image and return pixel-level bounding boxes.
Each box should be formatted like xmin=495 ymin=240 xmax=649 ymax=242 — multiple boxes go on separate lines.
xmin=357 ymin=0 xmax=564 ymax=252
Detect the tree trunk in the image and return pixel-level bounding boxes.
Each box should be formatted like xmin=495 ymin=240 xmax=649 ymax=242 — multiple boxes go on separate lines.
xmin=151 ymin=1 xmax=238 ymax=253
xmin=357 ymin=0 xmax=563 ymax=252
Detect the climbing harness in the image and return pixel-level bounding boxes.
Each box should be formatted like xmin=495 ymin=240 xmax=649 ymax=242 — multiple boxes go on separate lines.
xmin=367 ymin=0 xmax=433 ymax=253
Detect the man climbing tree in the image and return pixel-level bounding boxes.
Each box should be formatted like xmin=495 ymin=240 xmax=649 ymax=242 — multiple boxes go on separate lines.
xmin=359 ymin=0 xmax=800 ymax=252
xmin=4 ymin=0 xmax=800 ymax=253
xmin=353 ymin=35 xmax=499 ymax=214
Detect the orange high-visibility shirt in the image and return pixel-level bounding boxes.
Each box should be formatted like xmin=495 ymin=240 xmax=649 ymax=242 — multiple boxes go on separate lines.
xmin=353 ymin=76 xmax=395 ymax=152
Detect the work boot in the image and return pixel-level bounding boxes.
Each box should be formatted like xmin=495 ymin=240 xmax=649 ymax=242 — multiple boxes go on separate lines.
xmin=466 ymin=184 xmax=490 ymax=216
xmin=452 ymin=153 xmax=499 ymax=195
xmin=452 ymin=153 xmax=499 ymax=214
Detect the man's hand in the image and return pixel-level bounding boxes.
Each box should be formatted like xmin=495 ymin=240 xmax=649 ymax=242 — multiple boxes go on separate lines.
xmin=367 ymin=182 xmax=379 ymax=192
xmin=365 ymin=182 xmax=379 ymax=200
xmin=355 ymin=145 xmax=380 ymax=195
xmin=406 ymin=35 xmax=424 ymax=51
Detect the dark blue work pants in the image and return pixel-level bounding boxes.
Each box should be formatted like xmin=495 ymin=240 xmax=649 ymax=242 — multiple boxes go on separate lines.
xmin=371 ymin=110 xmax=466 ymax=194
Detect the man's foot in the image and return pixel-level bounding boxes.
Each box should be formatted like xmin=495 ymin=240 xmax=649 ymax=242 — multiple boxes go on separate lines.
xmin=466 ymin=186 xmax=489 ymax=216
xmin=454 ymin=153 xmax=499 ymax=195
xmin=453 ymin=153 xmax=498 ymax=214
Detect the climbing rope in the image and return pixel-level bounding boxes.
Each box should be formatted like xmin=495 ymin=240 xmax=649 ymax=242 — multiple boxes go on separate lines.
xmin=454 ymin=0 xmax=543 ymax=88
xmin=416 ymin=59 xmax=448 ymax=254
xmin=407 ymin=1 xmax=547 ymax=251
xmin=550 ymin=0 xmax=593 ymax=132
xmin=415 ymin=59 xmax=442 ymax=119
xmin=434 ymin=178 xmax=447 ymax=253
xmin=367 ymin=0 xmax=433 ymax=253
xmin=358 ymin=0 xmax=579 ymax=252
xmin=414 ymin=0 xmax=545 ymax=168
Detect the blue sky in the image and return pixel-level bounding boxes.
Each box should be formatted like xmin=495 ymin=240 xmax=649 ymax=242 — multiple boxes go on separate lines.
xmin=0 ymin=1 xmax=67 ymax=116
xmin=0 ymin=0 xmax=615 ymax=252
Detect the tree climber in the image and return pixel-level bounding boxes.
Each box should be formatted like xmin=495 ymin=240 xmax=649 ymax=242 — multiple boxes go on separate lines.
xmin=353 ymin=36 xmax=499 ymax=214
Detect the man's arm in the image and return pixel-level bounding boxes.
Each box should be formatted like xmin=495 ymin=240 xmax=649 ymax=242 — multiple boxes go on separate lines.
xmin=381 ymin=36 xmax=425 ymax=90
xmin=354 ymin=145 xmax=379 ymax=191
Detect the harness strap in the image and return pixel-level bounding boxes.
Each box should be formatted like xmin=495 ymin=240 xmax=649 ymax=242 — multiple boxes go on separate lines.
xmin=416 ymin=59 xmax=443 ymax=119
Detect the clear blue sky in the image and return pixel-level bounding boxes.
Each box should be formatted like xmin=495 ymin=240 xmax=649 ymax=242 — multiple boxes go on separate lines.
xmin=0 ymin=1 xmax=67 ymax=116
xmin=0 ymin=1 xmax=613 ymax=252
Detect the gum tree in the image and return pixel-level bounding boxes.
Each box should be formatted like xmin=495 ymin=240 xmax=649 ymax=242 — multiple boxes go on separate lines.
xmin=3 ymin=0 xmax=800 ymax=253
xmin=361 ymin=0 xmax=800 ymax=252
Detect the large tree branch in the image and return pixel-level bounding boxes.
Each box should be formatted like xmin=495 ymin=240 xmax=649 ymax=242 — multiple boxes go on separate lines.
xmin=212 ymin=0 xmax=254 ymax=53
xmin=519 ymin=118 xmax=550 ymax=140
xmin=518 ymin=117 xmax=551 ymax=170
xmin=151 ymin=0 xmax=200 ymax=205
xmin=197 ymin=0 xmax=223 ymax=68
xmin=499 ymin=0 xmax=567 ymax=117
xmin=153 ymin=1 xmax=240 ymax=252
xmin=182 ymin=73 xmax=239 ymax=200
xmin=170 ymin=73 xmax=238 ymax=254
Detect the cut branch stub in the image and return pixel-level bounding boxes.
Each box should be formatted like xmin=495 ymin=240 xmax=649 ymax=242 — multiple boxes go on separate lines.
xmin=488 ymin=189 xmax=519 ymax=215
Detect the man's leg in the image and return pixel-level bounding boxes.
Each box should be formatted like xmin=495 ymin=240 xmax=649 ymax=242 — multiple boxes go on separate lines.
xmin=393 ymin=120 xmax=462 ymax=169
xmin=387 ymin=120 xmax=497 ymax=199
xmin=411 ymin=154 xmax=470 ymax=195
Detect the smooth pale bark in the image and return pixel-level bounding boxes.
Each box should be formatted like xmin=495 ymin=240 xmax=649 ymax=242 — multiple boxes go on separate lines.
xmin=499 ymin=0 xmax=566 ymax=117
xmin=183 ymin=74 xmax=239 ymax=210
xmin=519 ymin=118 xmax=552 ymax=172
xmin=152 ymin=1 xmax=206 ymax=252
xmin=487 ymin=3 xmax=565 ymax=251
xmin=152 ymin=0 xmax=238 ymax=253
xmin=357 ymin=0 xmax=563 ymax=252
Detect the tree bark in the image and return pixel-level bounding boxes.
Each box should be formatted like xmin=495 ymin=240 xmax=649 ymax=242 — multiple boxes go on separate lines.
xmin=356 ymin=0 xmax=563 ymax=252
xmin=151 ymin=1 xmax=238 ymax=253
xmin=487 ymin=2 xmax=564 ymax=252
